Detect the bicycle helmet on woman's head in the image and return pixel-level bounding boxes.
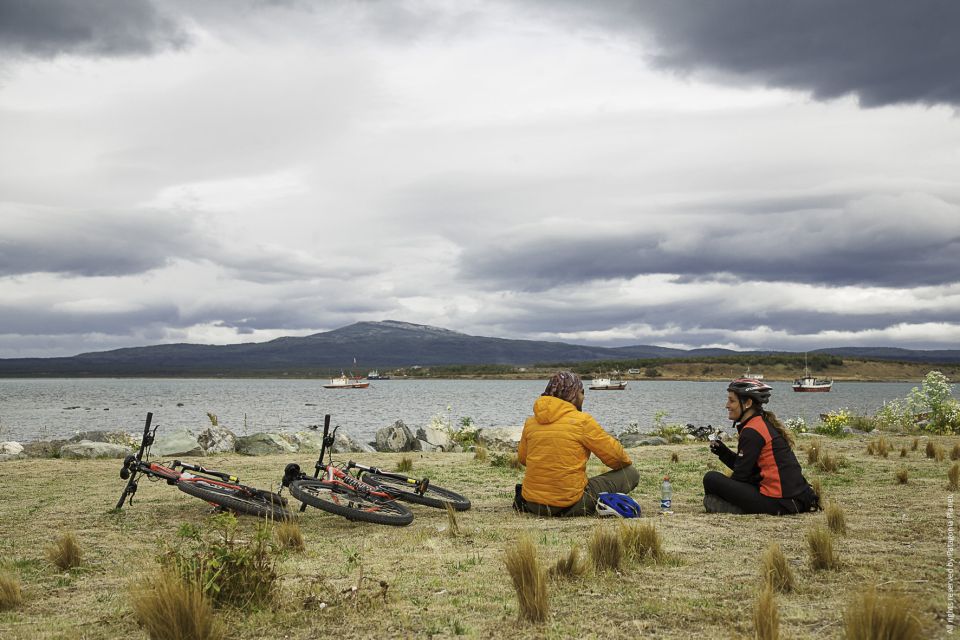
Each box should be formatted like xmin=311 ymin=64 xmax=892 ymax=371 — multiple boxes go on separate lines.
xmin=727 ymin=378 xmax=773 ymax=405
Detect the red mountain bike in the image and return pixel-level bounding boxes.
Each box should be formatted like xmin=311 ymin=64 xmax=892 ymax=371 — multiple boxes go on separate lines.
xmin=281 ymin=415 xmax=470 ymax=526
xmin=116 ymin=413 xmax=291 ymax=520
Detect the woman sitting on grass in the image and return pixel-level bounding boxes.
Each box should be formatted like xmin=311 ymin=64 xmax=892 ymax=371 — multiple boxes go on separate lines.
xmin=515 ymin=371 xmax=639 ymax=517
xmin=704 ymin=378 xmax=820 ymax=515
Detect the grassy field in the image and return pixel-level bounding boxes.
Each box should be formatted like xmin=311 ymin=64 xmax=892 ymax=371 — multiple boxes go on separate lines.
xmin=0 ymin=434 xmax=953 ymax=639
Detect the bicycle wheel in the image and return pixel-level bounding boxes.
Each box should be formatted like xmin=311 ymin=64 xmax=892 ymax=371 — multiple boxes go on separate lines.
xmin=289 ymin=479 xmax=413 ymax=526
xmin=360 ymin=471 xmax=471 ymax=511
xmin=178 ymin=479 xmax=292 ymax=520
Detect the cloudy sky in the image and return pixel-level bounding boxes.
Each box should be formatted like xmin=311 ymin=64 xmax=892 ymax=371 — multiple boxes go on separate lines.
xmin=1 ymin=0 xmax=959 ymax=358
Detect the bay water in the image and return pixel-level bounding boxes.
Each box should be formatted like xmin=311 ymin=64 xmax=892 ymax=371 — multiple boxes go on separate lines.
xmin=0 ymin=378 xmax=917 ymax=444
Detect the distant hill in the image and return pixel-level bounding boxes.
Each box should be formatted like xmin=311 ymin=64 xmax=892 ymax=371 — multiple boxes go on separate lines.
xmin=0 ymin=320 xmax=957 ymax=376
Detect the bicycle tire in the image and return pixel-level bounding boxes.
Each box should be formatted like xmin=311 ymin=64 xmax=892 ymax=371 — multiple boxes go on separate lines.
xmin=178 ymin=479 xmax=292 ymax=520
xmin=359 ymin=471 xmax=471 ymax=511
xmin=289 ymin=479 xmax=413 ymax=526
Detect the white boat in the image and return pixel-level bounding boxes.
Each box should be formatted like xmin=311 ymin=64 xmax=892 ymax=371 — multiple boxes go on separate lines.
xmin=323 ymin=374 xmax=370 ymax=389
xmin=589 ymin=371 xmax=627 ymax=391
xmin=367 ymin=370 xmax=390 ymax=380
xmin=792 ymin=355 xmax=832 ymax=392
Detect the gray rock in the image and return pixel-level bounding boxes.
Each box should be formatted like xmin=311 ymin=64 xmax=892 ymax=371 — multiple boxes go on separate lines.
xmin=69 ymin=431 xmax=138 ymax=448
xmin=842 ymin=426 xmax=866 ymax=435
xmin=196 ymin=425 xmax=237 ymax=454
xmin=410 ymin=438 xmax=443 ymax=452
xmin=152 ymin=428 xmax=205 ymax=457
xmin=476 ymin=426 xmax=523 ymax=452
xmin=60 ymin=440 xmax=131 ymax=459
xmin=332 ymin=431 xmax=375 ymax=454
xmin=21 ymin=439 xmax=68 ymax=458
xmin=638 ymin=436 xmax=669 ymax=446
xmin=0 ymin=441 xmax=24 ymax=456
xmin=618 ymin=433 xmax=646 ymax=447
xmin=236 ymin=432 xmax=298 ymax=456
xmin=416 ymin=426 xmax=452 ymax=452
xmin=375 ymin=421 xmax=415 ymax=452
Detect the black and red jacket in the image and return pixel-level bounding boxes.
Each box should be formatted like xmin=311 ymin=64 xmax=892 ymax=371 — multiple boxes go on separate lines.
xmin=716 ymin=414 xmax=807 ymax=499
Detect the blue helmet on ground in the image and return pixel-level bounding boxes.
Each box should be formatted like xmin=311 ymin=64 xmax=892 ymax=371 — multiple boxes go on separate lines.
xmin=596 ymin=492 xmax=642 ymax=518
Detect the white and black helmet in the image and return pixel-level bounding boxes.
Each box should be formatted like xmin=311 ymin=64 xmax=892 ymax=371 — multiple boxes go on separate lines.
xmin=727 ymin=378 xmax=773 ymax=405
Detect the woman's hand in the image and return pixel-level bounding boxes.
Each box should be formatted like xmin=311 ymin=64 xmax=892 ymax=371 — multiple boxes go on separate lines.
xmin=710 ymin=439 xmax=731 ymax=457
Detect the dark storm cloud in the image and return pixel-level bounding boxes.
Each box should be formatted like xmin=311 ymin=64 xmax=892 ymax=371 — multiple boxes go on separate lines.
xmin=459 ymin=193 xmax=960 ymax=290
xmin=0 ymin=303 xmax=180 ymax=336
xmin=0 ymin=207 xmax=202 ymax=277
xmin=0 ymin=0 xmax=189 ymax=58
xmin=542 ymin=0 xmax=960 ymax=108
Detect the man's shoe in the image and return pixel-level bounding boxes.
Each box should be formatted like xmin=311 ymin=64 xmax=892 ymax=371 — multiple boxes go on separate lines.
xmin=703 ymin=493 xmax=746 ymax=514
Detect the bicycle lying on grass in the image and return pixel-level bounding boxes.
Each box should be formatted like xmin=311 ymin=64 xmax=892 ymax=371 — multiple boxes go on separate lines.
xmin=281 ymin=414 xmax=471 ymax=526
xmin=116 ymin=412 xmax=291 ymax=520
xmin=685 ymin=423 xmax=724 ymax=442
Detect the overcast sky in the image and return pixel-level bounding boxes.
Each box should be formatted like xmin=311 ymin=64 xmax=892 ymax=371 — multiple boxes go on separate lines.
xmin=1 ymin=0 xmax=959 ymax=358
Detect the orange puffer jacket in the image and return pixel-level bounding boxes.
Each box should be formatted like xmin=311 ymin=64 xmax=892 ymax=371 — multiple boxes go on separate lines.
xmin=518 ymin=395 xmax=632 ymax=507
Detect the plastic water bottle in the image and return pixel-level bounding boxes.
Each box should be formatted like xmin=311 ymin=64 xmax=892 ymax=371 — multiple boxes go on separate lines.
xmin=660 ymin=475 xmax=673 ymax=514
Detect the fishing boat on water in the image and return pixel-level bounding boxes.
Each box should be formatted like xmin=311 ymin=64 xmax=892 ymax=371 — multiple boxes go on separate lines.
xmin=323 ymin=373 xmax=370 ymax=389
xmin=367 ymin=370 xmax=391 ymax=380
xmin=792 ymin=355 xmax=832 ymax=392
xmin=589 ymin=371 xmax=627 ymax=391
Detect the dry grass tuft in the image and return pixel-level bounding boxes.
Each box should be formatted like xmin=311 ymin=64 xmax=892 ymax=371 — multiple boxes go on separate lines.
xmin=900 ymin=447 xmax=907 ymax=458
xmin=952 ymin=443 xmax=960 ymax=461
xmin=670 ymin=452 xmax=679 ymax=463
xmin=131 ymin=571 xmax=225 ymax=640
xmin=806 ymin=525 xmax=839 ymax=571
xmin=911 ymin=437 xmax=919 ymax=451
xmin=753 ymin=584 xmax=780 ymax=640
xmin=274 ymin=519 xmax=305 ymax=552
xmin=619 ymin=521 xmax=665 ymax=563
xmin=395 ymin=456 xmax=413 ymax=473
xmin=759 ymin=543 xmax=794 ymax=594
xmin=817 ymin=450 xmax=841 ymax=473
xmin=825 ymin=501 xmax=847 ymax=536
xmin=926 ymin=441 xmax=936 ymax=459
xmin=875 ymin=437 xmax=890 ymax=458
xmin=588 ymin=525 xmax=623 ymax=572
xmin=444 ymin=502 xmax=461 ymax=538
xmin=46 ymin=531 xmax=83 ymax=571
xmin=895 ymin=468 xmax=909 ymax=485
xmin=807 ymin=440 xmax=822 ymax=465
xmin=935 ymin=445 xmax=946 ymax=462
xmin=548 ymin=546 xmax=587 ymax=581
xmin=504 ymin=536 xmax=549 ymax=624
xmin=865 ymin=441 xmax=875 ymax=456
xmin=843 ymin=587 xmax=923 ymax=640
xmin=810 ymin=477 xmax=823 ymax=501
xmin=0 ymin=571 xmax=24 ymax=611
xmin=473 ymin=445 xmax=488 ymax=462
xmin=949 ymin=463 xmax=960 ymax=491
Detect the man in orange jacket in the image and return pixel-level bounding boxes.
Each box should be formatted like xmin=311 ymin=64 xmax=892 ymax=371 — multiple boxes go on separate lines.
xmin=516 ymin=371 xmax=639 ymax=516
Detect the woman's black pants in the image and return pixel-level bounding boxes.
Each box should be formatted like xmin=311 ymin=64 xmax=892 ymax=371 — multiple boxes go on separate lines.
xmin=703 ymin=470 xmax=802 ymax=515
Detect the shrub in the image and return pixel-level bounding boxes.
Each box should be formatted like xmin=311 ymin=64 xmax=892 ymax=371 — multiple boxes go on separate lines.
xmin=753 ymin=584 xmax=780 ymax=640
xmin=395 ymin=456 xmax=413 ymax=472
xmin=161 ymin=513 xmax=279 ymax=609
xmin=816 ymin=409 xmax=852 ymax=436
xmin=274 ymin=519 xmax=304 ymax=552
xmin=843 ymin=587 xmax=922 ymax=640
xmin=806 ymin=525 xmax=839 ymax=571
xmin=490 ymin=452 xmax=523 ymax=469
xmin=548 ymin=546 xmax=587 ymax=581
xmin=473 ymin=445 xmax=488 ymax=462
xmin=895 ymin=468 xmax=909 ymax=485
xmin=949 ymin=463 xmax=960 ymax=491
xmin=909 ymin=370 xmax=960 ymax=434
xmin=873 ymin=399 xmax=912 ymax=432
xmin=131 ymin=570 xmax=225 ymax=640
xmin=504 ymin=536 xmax=548 ymax=623
xmin=588 ymin=525 xmax=623 ymax=572
xmin=785 ymin=416 xmax=808 ymax=434
xmin=619 ymin=521 xmax=664 ymax=563
xmin=759 ymin=543 xmax=794 ymax=593
xmin=0 ymin=571 xmax=23 ymax=611
xmin=651 ymin=410 xmax=684 ymax=439
xmin=807 ymin=440 xmax=822 ymax=465
xmin=46 ymin=532 xmax=83 ymax=571
xmin=825 ymin=501 xmax=847 ymax=536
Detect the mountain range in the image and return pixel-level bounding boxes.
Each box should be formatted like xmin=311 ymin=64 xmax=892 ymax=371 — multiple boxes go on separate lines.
xmin=0 ymin=320 xmax=957 ymax=376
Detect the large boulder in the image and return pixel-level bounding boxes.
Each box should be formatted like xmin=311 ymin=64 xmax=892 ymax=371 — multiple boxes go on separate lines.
xmin=375 ymin=421 xmax=415 ymax=452
xmin=21 ymin=439 xmax=68 ymax=458
xmin=69 ymin=431 xmax=138 ymax=448
xmin=332 ymin=431 xmax=375 ymax=454
xmin=415 ymin=426 xmax=453 ymax=452
xmin=410 ymin=438 xmax=443 ymax=452
xmin=476 ymin=426 xmax=523 ymax=452
xmin=236 ymin=433 xmax=298 ymax=456
xmin=196 ymin=425 xmax=237 ymax=454
xmin=0 ymin=441 xmax=26 ymax=462
xmin=284 ymin=431 xmax=325 ymax=453
xmin=151 ymin=428 xmax=205 ymax=457
xmin=59 ymin=440 xmax=131 ymax=459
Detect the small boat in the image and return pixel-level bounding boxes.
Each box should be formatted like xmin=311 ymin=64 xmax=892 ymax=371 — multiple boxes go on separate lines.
xmin=792 ymin=355 xmax=832 ymax=392
xmin=323 ymin=374 xmax=370 ymax=389
xmin=367 ymin=370 xmax=391 ymax=380
xmin=589 ymin=371 xmax=627 ymax=391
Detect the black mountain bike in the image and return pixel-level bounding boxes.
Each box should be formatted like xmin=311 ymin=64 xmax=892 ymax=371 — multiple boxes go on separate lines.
xmin=281 ymin=415 xmax=470 ymax=526
xmin=116 ymin=413 xmax=291 ymax=520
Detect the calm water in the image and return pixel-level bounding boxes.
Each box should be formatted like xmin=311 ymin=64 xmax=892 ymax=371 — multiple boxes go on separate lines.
xmin=0 ymin=378 xmax=918 ymax=444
